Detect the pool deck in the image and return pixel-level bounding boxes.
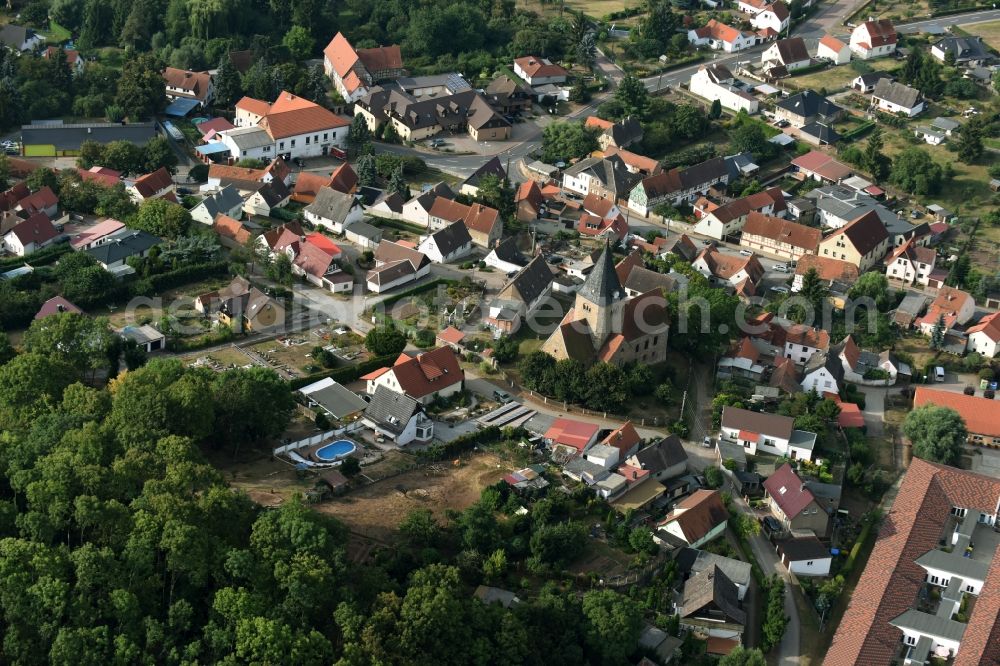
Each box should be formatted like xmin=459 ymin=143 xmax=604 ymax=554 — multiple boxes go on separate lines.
xmin=305 ymin=439 xmax=357 ymax=463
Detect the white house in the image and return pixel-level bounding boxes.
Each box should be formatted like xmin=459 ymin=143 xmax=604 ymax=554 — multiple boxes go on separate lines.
xmin=967 ymin=313 xmax=1000 ymax=358
xmin=817 ymin=35 xmax=851 ymax=64
xmin=365 ymin=240 xmax=431 ymax=293
xmin=737 ymin=0 xmax=768 ymax=15
xmin=777 ymin=537 xmax=832 ymax=576
xmin=362 ymin=386 xmax=433 ymax=446
xmin=162 ymin=67 xmax=214 ymax=107
xmin=783 ymin=324 xmax=831 ymax=365
xmin=483 ymin=237 xmax=527 ymax=274
xmin=762 ymin=37 xmax=811 ymax=72
xmin=0 ymin=25 xmax=44 ymax=52
xmin=688 ymin=20 xmax=759 ymax=53
xmin=303 ymin=187 xmax=364 ymax=234
xmin=363 ymin=346 xmax=464 ymax=405
xmin=885 ymin=238 xmax=936 ymax=286
xmin=513 ymin=56 xmax=568 ymax=85
xmin=126 ymin=168 xmax=175 ymax=204
xmin=656 ymin=490 xmax=729 ymax=549
xmin=916 ymin=287 xmax=975 ymax=336
xmin=189 ymin=185 xmax=244 ymax=225
xmin=2 ymin=214 xmax=59 ymax=256
xmin=850 ymin=19 xmax=898 ymax=60
xmin=584 ymin=444 xmax=621 ymax=470
xmin=230 ymin=91 xmax=350 ymax=160
xmin=692 ymin=187 xmax=786 ymax=240
xmin=417 ymin=220 xmax=474 ymax=264
xmin=800 ymin=349 xmax=845 ymax=394
xmin=689 ymin=64 xmax=760 ymax=114
xmin=872 ymin=79 xmax=925 ymax=117
xmin=720 ymin=406 xmax=817 ymax=461
xmin=401 ymin=183 xmax=453 ymax=228
xmin=752 ymin=3 xmax=790 ymax=35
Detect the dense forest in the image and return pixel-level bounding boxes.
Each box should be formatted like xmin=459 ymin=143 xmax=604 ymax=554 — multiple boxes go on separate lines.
xmin=0 ymin=319 xmax=665 ymax=664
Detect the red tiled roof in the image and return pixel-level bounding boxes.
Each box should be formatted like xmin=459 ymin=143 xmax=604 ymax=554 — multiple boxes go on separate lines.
xmin=859 ymin=19 xmax=898 ymax=48
xmin=197 ymin=117 xmax=236 ymax=136
xmin=577 ymin=212 xmax=628 ymax=240
xmin=7 ymin=212 xmax=58 ymax=246
xmin=659 ymin=489 xmax=729 ymax=543
xmin=16 ymin=185 xmax=59 ymax=213
xmin=967 ymin=311 xmax=1000 ymax=342
xmin=886 ymin=237 xmax=936 ymax=268
xmin=360 ymin=366 xmax=390 ymax=381
xmin=70 ymin=218 xmax=125 ymax=250
xmin=437 ymin=326 xmax=465 ymax=345
xmin=388 ymin=346 xmax=464 ymax=399
xmin=582 ymin=192 xmax=617 ymax=218
xmin=305 ymin=232 xmax=341 ymax=258
xmin=695 ymin=247 xmax=765 ymax=283
xmin=585 ymin=116 xmax=614 ymax=131
xmin=784 ymin=324 xmax=830 ymax=350
xmin=603 ymin=145 xmax=660 ymax=174
xmin=213 ymin=214 xmax=251 ymax=245
xmin=837 ymin=402 xmax=865 ymax=428
xmin=77 ymin=166 xmax=121 ymax=187
xmin=130 ymin=168 xmax=173 ymax=199
xmin=464 ymin=203 xmax=500 ymax=237
xmin=357 ymin=44 xmax=403 ymax=74
xmin=163 ymin=67 xmax=213 ymax=100
xmin=258 ymin=91 xmax=350 ymax=140
xmin=516 ymin=180 xmax=544 ymax=210
xmin=328 ymin=162 xmax=358 ymax=194
xmin=292 ymin=172 xmax=333 ymax=203
xmin=820 ymin=35 xmax=846 ymax=51
xmin=514 ymin=56 xmax=568 ymax=78
xmin=544 ymin=417 xmax=600 ymax=452
xmin=794 ymin=254 xmax=859 ymax=282
xmin=43 ymin=46 xmax=81 ymax=65
xmin=1 ymin=182 xmax=30 ymax=211
xmin=916 ymin=286 xmax=973 ymax=330
xmin=601 ymin=421 xmax=641 ymax=458
xmin=827 ymin=458 xmax=1000 ymax=666
xmin=742 ymin=211 xmax=820 ymax=251
xmin=763 ymin=464 xmax=816 ymax=519
xmin=791 ymin=150 xmax=852 ymax=181
xmin=323 ymin=32 xmax=360 ymax=78
xmin=291 ymin=240 xmax=335 ymax=278
xmin=236 ymin=96 xmax=271 ymax=117
xmin=35 ymin=296 xmax=82 ymax=319
xmin=694 ymin=19 xmax=745 ymax=44
xmin=912 ymin=386 xmax=1000 ymax=438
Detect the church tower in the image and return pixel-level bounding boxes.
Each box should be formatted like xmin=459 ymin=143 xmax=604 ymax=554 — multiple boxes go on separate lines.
xmin=574 ymin=242 xmax=626 ymax=347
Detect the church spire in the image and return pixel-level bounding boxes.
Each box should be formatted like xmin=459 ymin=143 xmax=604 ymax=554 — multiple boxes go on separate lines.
xmin=578 ymin=241 xmax=624 ymax=307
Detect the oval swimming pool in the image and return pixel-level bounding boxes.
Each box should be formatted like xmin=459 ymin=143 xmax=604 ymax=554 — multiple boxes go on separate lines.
xmin=315 ymin=440 xmax=357 ymax=461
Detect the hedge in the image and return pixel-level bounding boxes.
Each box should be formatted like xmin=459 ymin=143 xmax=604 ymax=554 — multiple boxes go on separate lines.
xmin=0 ymin=243 xmax=71 ymax=271
xmin=659 ymin=53 xmax=706 ymax=73
xmin=843 ymin=515 xmax=879 ymax=574
xmin=145 ymin=261 xmax=230 ymax=292
xmin=288 ymin=353 xmax=398 ymax=390
xmin=416 ymin=426 xmax=530 ymax=461
xmin=167 ymin=324 xmax=235 ymax=352
xmin=841 ymin=121 xmax=877 ymax=141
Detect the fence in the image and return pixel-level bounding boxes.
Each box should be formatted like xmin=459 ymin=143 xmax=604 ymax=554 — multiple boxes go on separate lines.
xmin=273 ymin=429 xmax=341 ymax=456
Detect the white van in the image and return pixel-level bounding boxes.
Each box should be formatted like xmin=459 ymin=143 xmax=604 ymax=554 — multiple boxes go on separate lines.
xmin=935 ymin=366 xmax=945 ymax=382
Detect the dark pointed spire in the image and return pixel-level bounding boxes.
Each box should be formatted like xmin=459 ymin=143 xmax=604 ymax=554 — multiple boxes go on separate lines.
xmin=579 ymin=241 xmax=624 ymax=307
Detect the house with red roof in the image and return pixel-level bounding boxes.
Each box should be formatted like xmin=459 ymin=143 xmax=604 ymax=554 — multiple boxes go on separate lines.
xmin=578 ymin=211 xmax=629 ymax=242
xmin=691 ymin=186 xmax=786 ymax=240
xmin=363 ymin=346 xmax=464 ymax=405
xmin=513 ymin=56 xmax=568 ymax=85
xmin=790 ymin=150 xmax=853 ymax=183
xmin=966 ymin=312 xmax=1000 ymax=358
xmin=43 ymin=46 xmax=85 ymax=74
xmin=323 ymin=32 xmax=404 ymax=102
xmin=656 ymin=490 xmax=729 ymax=548
xmin=162 ymin=67 xmax=214 ymax=106
xmin=817 ymin=34 xmax=851 ymax=64
xmin=515 ymin=180 xmax=546 ymax=222
xmin=34 ymin=296 xmax=83 ymax=320
xmin=77 ymin=166 xmax=121 ymax=187
xmin=230 ymin=91 xmax=351 ymax=159
xmin=850 ymin=19 xmax=897 ymax=60
xmin=544 ymin=417 xmax=602 ymax=454
xmin=687 ymin=19 xmax=759 ymax=53
xmin=2 ymin=213 xmax=59 ymax=256
xmin=126 ymin=168 xmax=175 ymax=204
xmin=69 ymin=218 xmax=126 ymax=251
xmin=212 ymin=214 xmax=252 ymax=249
xmin=436 ymin=326 xmax=465 ymax=351
xmin=913 ymin=386 xmax=1000 ymax=446
xmin=763 ymin=463 xmax=831 ymax=535
xmin=601 ymin=421 xmax=642 ymax=460
xmin=15 ymin=185 xmax=59 ymax=218
xmin=916 ymin=286 xmax=975 ymax=337
xmin=885 ymin=237 xmax=936 ymax=286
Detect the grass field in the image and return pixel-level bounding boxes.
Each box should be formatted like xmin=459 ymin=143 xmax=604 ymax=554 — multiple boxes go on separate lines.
xmin=40 ymin=20 xmax=71 ymax=43
xmin=785 ymin=59 xmax=899 ymax=93
xmin=516 ymin=0 xmax=641 ymax=18
xmin=966 ymin=19 xmax=1000 ymax=50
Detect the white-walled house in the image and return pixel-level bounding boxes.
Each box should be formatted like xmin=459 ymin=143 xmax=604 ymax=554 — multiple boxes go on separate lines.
xmin=190 ymin=185 xmax=243 ymax=225
xmin=752 ymin=3 xmax=790 ymax=35
xmin=417 ymin=220 xmax=474 ymax=264
xmin=688 ymin=20 xmax=759 ymax=53
xmin=872 ymin=79 xmax=925 ymax=118
xmin=885 ymin=239 xmax=936 ymax=286
xmin=800 ymin=349 xmax=845 ymax=394
xmin=689 ymin=64 xmax=759 ymax=114
xmin=657 ymin=490 xmax=729 ymax=549
xmin=818 ymin=35 xmax=851 ymax=64
xmin=229 ymin=91 xmax=350 ymax=160
xmin=777 ymin=537 xmax=832 ymax=576
xmin=363 ymin=346 xmax=464 ymax=405
xmin=967 ymin=313 xmax=1000 ymax=358
xmin=304 ymin=187 xmax=364 ymax=234
xmin=850 ymin=19 xmax=898 ymax=60
xmin=513 ymin=56 xmax=568 ymax=85
xmin=720 ymin=406 xmax=817 ymax=461
xmin=762 ymin=38 xmax=811 ymax=72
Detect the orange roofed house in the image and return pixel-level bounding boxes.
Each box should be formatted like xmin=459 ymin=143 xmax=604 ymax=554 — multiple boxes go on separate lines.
xmin=913 ymin=386 xmax=1000 ymax=447
xmin=826 ymin=458 xmax=1000 ymax=666
xmin=656 ymin=490 xmax=729 ymax=548
xmin=162 ymin=67 xmax=214 ymax=107
xmin=323 ymin=32 xmax=404 ymax=102
xmin=362 ymin=346 xmax=464 ymax=405
xmin=513 ymin=56 xmax=568 ymax=86
xmin=227 ymin=91 xmax=350 ymax=161
xmin=687 ymin=19 xmax=760 ymax=53
xmin=543 ymin=418 xmax=602 ymax=454
xmin=916 ymin=286 xmax=975 ymax=337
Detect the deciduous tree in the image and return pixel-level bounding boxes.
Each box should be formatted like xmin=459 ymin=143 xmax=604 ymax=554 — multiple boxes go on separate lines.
xmin=902 ymin=404 xmax=966 ymax=464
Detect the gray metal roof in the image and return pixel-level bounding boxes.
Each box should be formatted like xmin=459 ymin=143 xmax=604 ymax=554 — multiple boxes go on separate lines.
xmin=915 ymin=548 xmax=990 ymax=582
xmin=346 ymin=220 xmax=382 ymax=240
xmin=305 ymin=382 xmax=368 ymax=419
xmin=307 ymin=186 xmax=357 ymax=223
xmin=676 ymin=547 xmax=753 ymax=590
xmin=789 ymin=429 xmax=818 ymax=451
xmin=363 ymin=385 xmax=421 ymax=435
xmin=223 ymin=126 xmax=273 ymax=150
xmin=890 ymin=609 xmax=966 ymax=643
xmin=21 ymin=122 xmax=157 ymax=150
xmin=84 ymin=230 xmax=161 ymax=265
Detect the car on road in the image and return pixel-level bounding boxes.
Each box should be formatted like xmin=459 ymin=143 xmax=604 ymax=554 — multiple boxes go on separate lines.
xmin=773 ymin=264 xmax=789 ymax=273
xmin=694 ymin=474 xmax=707 ymax=488
xmin=702 ymin=436 xmax=713 ymax=448
xmin=770 ymin=285 xmax=790 ymax=294
xmin=493 ymin=390 xmax=513 ymax=404
xmin=429 ymin=139 xmax=446 ymax=147
xmin=761 ymin=516 xmax=782 ymax=535
xmin=739 ymin=249 xmax=753 ymax=256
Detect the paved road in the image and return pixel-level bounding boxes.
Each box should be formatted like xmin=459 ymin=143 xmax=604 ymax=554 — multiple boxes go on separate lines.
xmin=857 ymin=385 xmax=886 ymax=436
xmin=896 ymin=9 xmax=1000 ymax=33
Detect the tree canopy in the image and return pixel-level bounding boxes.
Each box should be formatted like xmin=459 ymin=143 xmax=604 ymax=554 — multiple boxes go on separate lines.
xmin=902 ymin=404 xmax=967 ymax=465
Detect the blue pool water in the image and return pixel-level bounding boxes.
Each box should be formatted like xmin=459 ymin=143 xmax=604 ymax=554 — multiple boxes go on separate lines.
xmin=315 ymin=440 xmax=357 ymax=461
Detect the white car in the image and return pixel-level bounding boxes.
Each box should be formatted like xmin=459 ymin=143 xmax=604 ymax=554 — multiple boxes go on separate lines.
xmin=771 ymin=285 xmax=790 ymax=294
xmin=773 ymin=264 xmax=789 ymax=273
xmin=739 ymin=249 xmax=753 ymax=257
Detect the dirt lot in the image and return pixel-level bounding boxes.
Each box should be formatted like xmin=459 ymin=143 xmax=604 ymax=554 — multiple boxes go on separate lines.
xmin=516 ymin=0 xmax=636 ymax=18
xmin=315 ymin=454 xmax=509 ymax=541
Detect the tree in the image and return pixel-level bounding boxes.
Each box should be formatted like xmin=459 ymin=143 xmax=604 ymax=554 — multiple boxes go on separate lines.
xmin=22 ymin=312 xmax=115 ymax=377
xmin=709 ymin=99 xmax=722 ymax=119
xmin=582 ymin=590 xmax=643 ymax=664
xmin=388 ymin=165 xmax=409 ymax=200
xmin=100 ymin=140 xmax=144 ymax=175
xmin=861 ymin=126 xmax=890 ymax=182
xmin=956 ymin=119 xmax=984 ymax=164
xmin=0 ymin=154 xmax=10 ymax=191
xmin=490 ymin=336 xmax=519 ymax=364
xmin=704 ymin=466 xmax=724 ymax=488
xmin=947 ymin=253 xmax=970 ymax=288
xmin=0 ymin=331 xmax=15 ymax=365
xmin=356 ymin=154 xmax=376 ymax=187
xmin=585 ymin=363 xmax=630 ymax=413
xmin=0 ymin=353 xmax=76 ymax=430
xmin=365 ymin=325 xmax=406 ymax=356
xmin=475 ymin=173 xmax=515 ymax=221
xmin=799 ymin=267 xmax=829 ymax=313
xmin=26 ymin=167 xmax=59 ymax=194
xmin=890 ymin=147 xmax=945 ymax=195
xmin=142 ymin=136 xmax=179 ymax=174
xmin=130 ymin=198 xmax=192 ymax=238
xmin=282 ymin=25 xmax=315 ymax=61
xmin=266 ymin=252 xmax=293 ymax=285
xmin=211 ymin=367 xmax=295 ymax=455
xmin=213 ymin=56 xmax=242 ymax=107
xmin=576 ymin=32 xmax=596 ymax=69
xmin=614 ymin=74 xmax=649 ymax=118
xmin=729 ymin=120 xmax=769 ymax=156
xmin=540 ymin=122 xmax=599 ymax=163
xmin=848 ymin=272 xmax=890 ymax=311
xmin=761 ymin=578 xmax=788 ymax=652
xmin=115 ymin=53 xmax=166 ymax=120
xmin=902 ymin=404 xmax=966 ymax=464
xmin=347 ymin=114 xmax=371 ymax=155
xmin=719 ymin=646 xmax=767 ymax=666
xmin=930 ymin=314 xmax=946 ymax=350
xmin=399 ymin=508 xmax=440 ymax=547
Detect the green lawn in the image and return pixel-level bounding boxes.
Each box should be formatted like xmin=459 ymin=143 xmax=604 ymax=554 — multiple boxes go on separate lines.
xmin=786 ymin=59 xmax=899 ymax=94
xmin=40 ymin=20 xmax=71 ymax=43
xmin=966 ymin=19 xmax=1000 ymax=51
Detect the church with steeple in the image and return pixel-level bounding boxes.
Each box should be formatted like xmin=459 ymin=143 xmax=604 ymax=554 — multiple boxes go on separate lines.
xmin=542 ymin=243 xmax=669 ymax=365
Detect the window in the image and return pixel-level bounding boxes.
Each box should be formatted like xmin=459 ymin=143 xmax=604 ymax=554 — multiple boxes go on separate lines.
xmin=904 ymin=635 xmax=917 ymax=647
xmin=806 ymin=561 xmax=813 ymax=566
xmin=929 ymin=574 xmax=939 ymax=584
xmin=967 ymin=584 xmax=975 ymax=593
xmin=279 ymin=141 xmax=285 ymax=150
xmin=323 ymin=133 xmax=328 ymax=140
xmin=291 ymin=139 xmax=296 ymax=147
xmin=306 ymin=136 xmax=310 ymax=145
xmin=242 ymin=150 xmax=247 ymax=156
xmin=951 ymin=507 xmax=967 ymax=518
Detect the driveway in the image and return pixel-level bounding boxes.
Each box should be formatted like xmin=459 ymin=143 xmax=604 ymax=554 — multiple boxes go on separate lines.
xmin=856 ymin=386 xmax=885 ymax=436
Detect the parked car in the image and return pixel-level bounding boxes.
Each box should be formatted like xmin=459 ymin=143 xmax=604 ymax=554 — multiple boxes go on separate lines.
xmin=493 ymin=390 xmax=513 ymax=404
xmin=762 ymin=516 xmax=782 ymax=535
xmin=702 ymin=436 xmax=714 ymax=448
xmin=294 ymin=157 xmax=306 ymax=167
xmin=773 ymin=264 xmax=789 ymax=273
xmin=739 ymin=249 xmax=753 ymax=257
xmin=771 ymin=285 xmax=790 ymax=294
xmin=694 ymin=474 xmax=707 ymax=488
xmin=935 ymin=366 xmax=945 ymax=382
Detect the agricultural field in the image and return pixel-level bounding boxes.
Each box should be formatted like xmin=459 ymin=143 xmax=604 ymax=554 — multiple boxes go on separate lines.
xmin=516 ymin=0 xmax=640 ymax=19
xmin=966 ymin=19 xmax=1000 ymax=50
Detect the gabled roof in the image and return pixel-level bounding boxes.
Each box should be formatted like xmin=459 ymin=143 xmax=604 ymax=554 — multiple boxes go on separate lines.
xmin=763 ymin=463 xmax=817 ymax=519
xmin=601 ymin=421 xmax=642 ymax=458
xmin=784 ymin=324 xmax=830 ymax=350
xmin=603 ymin=145 xmax=660 ymax=174
xmin=437 ymin=326 xmax=465 ymax=345
xmin=70 ymin=218 xmax=125 ymax=250
xmin=632 ymin=435 xmax=687 ymax=473
xmin=794 ymin=254 xmax=859 ymax=282
xmin=514 ymin=56 xmax=568 ymax=78
xmin=741 ymin=211 xmax=820 ymax=251
xmin=426 ymin=220 xmax=473 ymax=256
xmin=77 ymin=166 xmax=122 ymax=187
xmin=721 ymin=406 xmax=793 ymax=440
xmin=464 ymin=203 xmax=500 ymax=237
xmin=916 ymin=286 xmax=973 ymax=330
xmin=886 ymin=237 xmax=936 ymax=267
xmin=497 ymin=255 xmax=554 ymax=306
xmin=967 ymin=311 xmax=1000 ymax=343
xmin=578 ymin=243 xmax=624 ymax=307
xmin=35 ymin=296 xmax=83 ymax=319
xmin=776 ymin=90 xmax=842 ymax=118
xmin=304 ymin=233 xmax=341 ymax=257
xmin=364 ymin=385 xmax=422 ymax=435
xmin=660 ymin=490 xmax=729 ymax=544
xmin=857 ymin=19 xmax=898 ymax=48
xmin=681 ymin=564 xmax=746 ymax=625
xmin=291 ymin=239 xmax=336 ymax=278
xmin=695 ymin=247 xmax=765 ymax=283
xmin=6 ymin=213 xmax=58 ymax=246
xmin=306 ymin=186 xmax=358 ymax=223
xmin=213 ymin=214 xmax=251 ymax=245
xmin=872 ymin=78 xmax=922 ymax=109
xmin=387 ymin=347 xmax=464 ymax=399
xmin=693 ymin=19 xmax=747 ymax=45
xmin=824 ymin=210 xmax=888 ymax=256
xmin=489 ymin=236 xmax=528 ymax=267
xmin=84 ymin=230 xmax=161 ymax=264
xmin=544 ymin=417 xmax=600 ymax=451
xmin=763 ymin=1 xmax=790 ymax=20
xmin=770 ymin=37 xmax=810 ymax=64
xmin=791 ymin=151 xmax=852 ymax=181
xmin=130 ymin=168 xmax=174 ymax=199
xmin=819 ymin=34 xmax=847 ymax=51
xmin=162 ymin=67 xmax=213 ymax=100
xmin=827 ymin=459 xmax=1000 ymax=666
xmin=16 ymin=186 xmax=58 ymax=214
xmin=374 ymin=239 xmax=430 ymax=272
xmin=197 ymin=184 xmax=243 ymax=218
xmin=245 ymin=91 xmax=350 ymax=140
xmin=260 ymin=221 xmax=304 ymax=251
xmin=462 ymin=156 xmax=506 ymax=190
xmin=800 ymin=122 xmax=841 ymax=144
xmin=803 ymin=346 xmax=845 ymax=384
